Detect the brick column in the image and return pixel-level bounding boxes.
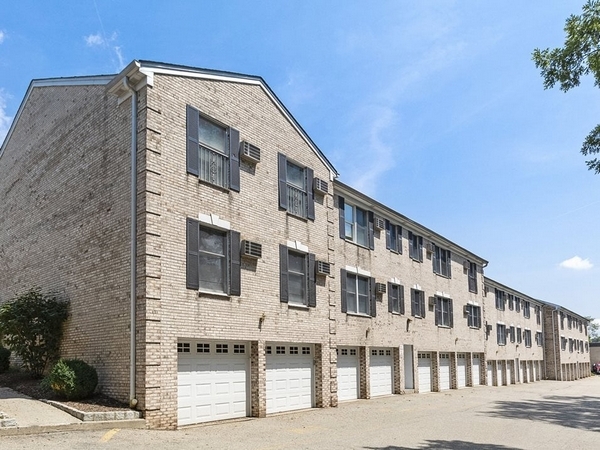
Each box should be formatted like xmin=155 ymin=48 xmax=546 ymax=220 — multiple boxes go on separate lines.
xmin=359 ymin=346 xmax=370 ymax=399
xmin=250 ymin=340 xmax=266 ymax=418
xmin=450 ymin=352 xmax=457 ymax=389
xmin=431 ymin=352 xmax=439 ymax=392
xmin=393 ymin=346 xmax=402 ymax=394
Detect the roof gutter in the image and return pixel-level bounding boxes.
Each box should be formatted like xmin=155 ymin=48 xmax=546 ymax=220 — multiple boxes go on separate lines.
xmin=122 ymin=77 xmax=139 ymax=408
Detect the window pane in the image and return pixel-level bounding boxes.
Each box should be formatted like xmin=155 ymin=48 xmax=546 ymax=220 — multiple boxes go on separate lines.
xmin=198 ymin=253 xmax=226 ymax=292
xmin=356 ymin=224 xmax=368 ymax=246
xmin=288 ymin=273 xmax=306 ymax=305
xmin=199 ymin=116 xmax=227 ymax=153
xmin=345 ymin=222 xmax=354 ymax=239
xmin=347 ymin=292 xmax=357 ymax=313
xmin=357 ymin=277 xmax=369 ymax=295
xmin=356 ymin=208 xmax=367 ymax=227
xmin=286 ymin=161 xmax=305 ymax=189
xmin=358 ymin=293 xmax=369 ymax=314
xmin=288 ymin=252 xmax=305 ymax=274
xmin=199 ymin=228 xmax=225 ymax=255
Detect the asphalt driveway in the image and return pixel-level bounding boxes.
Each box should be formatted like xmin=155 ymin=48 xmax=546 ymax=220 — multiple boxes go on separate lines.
xmin=2 ymin=377 xmax=599 ymax=449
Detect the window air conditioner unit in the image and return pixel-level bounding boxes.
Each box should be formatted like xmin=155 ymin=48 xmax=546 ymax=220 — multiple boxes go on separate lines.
xmin=486 ymin=323 xmax=493 ymax=333
xmin=316 ymin=260 xmax=331 ymax=276
xmin=429 ymin=296 xmax=437 ymax=307
xmin=313 ymin=178 xmax=329 ymax=195
xmin=463 ymin=305 xmax=469 ymax=316
xmin=463 ymin=260 xmax=469 ymax=271
xmin=240 ymin=141 xmax=261 ymax=164
xmin=241 ymin=240 xmax=262 ymax=259
xmin=375 ymin=282 xmax=386 ymax=294
xmin=374 ymin=216 xmax=386 ymax=231
xmin=426 ymin=243 xmax=435 ymax=254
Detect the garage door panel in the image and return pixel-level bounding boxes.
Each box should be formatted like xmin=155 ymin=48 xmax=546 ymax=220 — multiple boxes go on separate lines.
xmin=338 ymin=347 xmax=359 ymax=401
xmin=472 ymin=355 xmax=481 ymax=386
xmin=177 ymin=342 xmax=249 ymax=426
xmin=418 ymin=353 xmax=432 ymax=393
xmin=457 ymin=354 xmax=467 ymax=388
xmin=439 ymin=354 xmax=451 ymax=390
xmin=370 ymin=349 xmax=393 ymax=397
xmin=266 ymin=344 xmax=313 ymax=414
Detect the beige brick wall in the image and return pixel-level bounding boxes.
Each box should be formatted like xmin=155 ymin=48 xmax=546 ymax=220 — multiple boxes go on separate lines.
xmin=0 ymin=83 xmax=132 ymax=400
xmin=138 ymin=74 xmax=336 ymax=428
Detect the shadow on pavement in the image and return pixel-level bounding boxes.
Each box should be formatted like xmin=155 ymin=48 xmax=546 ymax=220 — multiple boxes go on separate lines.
xmin=364 ymin=441 xmax=519 ymax=449
xmin=484 ymin=394 xmax=600 ymax=432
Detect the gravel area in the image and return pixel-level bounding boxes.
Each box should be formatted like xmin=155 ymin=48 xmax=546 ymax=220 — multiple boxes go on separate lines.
xmin=0 ymin=369 xmax=132 ymax=413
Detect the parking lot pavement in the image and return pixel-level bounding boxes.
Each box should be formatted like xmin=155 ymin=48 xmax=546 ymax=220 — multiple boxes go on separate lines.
xmin=2 ymin=377 xmax=599 ymax=450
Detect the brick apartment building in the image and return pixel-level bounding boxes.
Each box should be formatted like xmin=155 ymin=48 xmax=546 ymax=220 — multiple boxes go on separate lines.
xmin=0 ymin=60 xmax=591 ymax=429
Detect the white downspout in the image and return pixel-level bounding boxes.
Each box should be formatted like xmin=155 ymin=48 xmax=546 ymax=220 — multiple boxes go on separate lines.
xmin=123 ymin=77 xmax=138 ymax=408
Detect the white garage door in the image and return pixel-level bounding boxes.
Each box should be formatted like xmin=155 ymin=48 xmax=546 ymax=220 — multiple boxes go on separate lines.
xmin=532 ymin=361 xmax=537 ymax=381
xmin=472 ymin=354 xmax=481 ymax=386
xmin=457 ymin=353 xmax=467 ymax=388
xmin=486 ymin=362 xmax=493 ymax=386
xmin=337 ymin=347 xmax=359 ymax=401
xmin=507 ymin=360 xmax=514 ymax=384
xmin=177 ymin=341 xmax=248 ymax=426
xmin=418 ymin=353 xmax=432 ymax=393
xmin=439 ymin=353 xmax=451 ymax=390
xmin=370 ymin=348 xmax=393 ymax=397
xmin=497 ymin=361 xmax=504 ymax=386
xmin=266 ymin=344 xmax=313 ymax=413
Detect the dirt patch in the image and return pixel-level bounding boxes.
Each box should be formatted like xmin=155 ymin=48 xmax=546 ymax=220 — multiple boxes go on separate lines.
xmin=0 ymin=369 xmax=132 ymax=413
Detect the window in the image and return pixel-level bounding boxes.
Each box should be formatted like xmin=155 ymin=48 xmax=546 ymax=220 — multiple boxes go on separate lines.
xmin=341 ymin=270 xmax=375 ymax=316
xmin=186 ymin=105 xmax=240 ymax=191
xmin=279 ymin=245 xmax=316 ymax=307
xmin=278 ymin=153 xmax=315 ymax=220
xmin=517 ymin=327 xmax=522 ymax=344
xmin=586 ymin=342 xmax=589 ymax=352
xmin=435 ymin=297 xmax=453 ymax=327
xmin=178 ymin=342 xmax=190 ymax=353
xmin=385 ymin=220 xmax=402 ymax=254
xmin=408 ymin=231 xmax=423 ymax=262
xmin=561 ymin=337 xmax=567 ymax=351
xmin=524 ymin=330 xmax=532 ymax=348
xmin=466 ymin=304 xmax=481 ymax=328
xmin=497 ymin=324 xmax=506 ymax=346
xmin=338 ymin=197 xmax=375 ymax=249
xmin=509 ymin=326 xmax=515 ymax=343
xmin=568 ymin=338 xmax=574 ymax=353
xmin=567 ymin=315 xmax=572 ymax=329
xmin=186 ymin=218 xmax=241 ymax=295
xmin=433 ymin=244 xmax=451 ymax=278
xmin=468 ymin=262 xmax=477 ymax=293
xmin=495 ymin=289 xmax=505 ymax=311
xmin=388 ymin=283 xmax=405 ymax=314
xmin=507 ymin=294 xmax=514 ymax=311
xmin=515 ymin=297 xmax=521 ymax=313
xmin=411 ymin=289 xmax=426 ymax=318
xmin=523 ymin=301 xmax=531 ymax=319
xmin=535 ymin=332 xmax=543 ymax=346
xmin=535 ymin=305 xmax=541 ymax=325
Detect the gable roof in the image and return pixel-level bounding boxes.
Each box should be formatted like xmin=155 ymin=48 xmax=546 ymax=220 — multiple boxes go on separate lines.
xmin=106 ymin=60 xmax=338 ymax=177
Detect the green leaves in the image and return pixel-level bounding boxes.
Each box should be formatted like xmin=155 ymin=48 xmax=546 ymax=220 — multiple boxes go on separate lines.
xmin=532 ymin=1 xmax=600 ymax=173
xmin=0 ymin=288 xmax=69 ymax=378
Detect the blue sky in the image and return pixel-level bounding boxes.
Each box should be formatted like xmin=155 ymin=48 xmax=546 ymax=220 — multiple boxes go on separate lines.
xmin=1 ymin=1 xmax=598 ymax=322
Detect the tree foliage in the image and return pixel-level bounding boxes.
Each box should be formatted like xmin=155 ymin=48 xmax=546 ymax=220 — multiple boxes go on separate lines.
xmin=532 ymin=0 xmax=600 ymax=174
xmin=0 ymin=288 xmax=69 ymax=378
xmin=587 ymin=316 xmax=600 ymax=342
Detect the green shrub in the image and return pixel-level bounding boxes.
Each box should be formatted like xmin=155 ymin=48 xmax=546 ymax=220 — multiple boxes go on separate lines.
xmin=0 ymin=288 xmax=69 ymax=378
xmin=0 ymin=346 xmax=10 ymax=373
xmin=44 ymin=359 xmax=98 ymax=400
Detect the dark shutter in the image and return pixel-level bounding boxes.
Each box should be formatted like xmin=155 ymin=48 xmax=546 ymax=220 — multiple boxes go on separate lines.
xmin=408 ymin=231 xmax=414 ymax=256
xmin=388 ymin=282 xmax=393 ymax=313
xmin=385 ymin=219 xmax=391 ymax=250
xmin=397 ymin=226 xmax=403 ymax=254
xmin=421 ymin=294 xmax=426 ymax=318
xmin=399 ymin=285 xmax=405 ymax=315
xmin=435 ymin=298 xmax=440 ymax=326
xmin=497 ymin=326 xmax=501 ymax=344
xmin=279 ymin=245 xmax=288 ymax=303
xmin=186 ymin=218 xmax=200 ymax=290
xmin=447 ymin=251 xmax=452 ymax=278
xmin=369 ymin=277 xmax=377 ymax=317
xmin=308 ymin=253 xmax=316 ymax=307
xmin=411 ymin=289 xmax=416 ymax=316
xmin=432 ymin=244 xmax=438 ymax=274
xmin=340 ymin=269 xmax=348 ymax=312
xmin=338 ymin=196 xmax=345 ymax=239
xmin=229 ymin=127 xmax=240 ymax=192
xmin=306 ymin=167 xmax=315 ymax=221
xmin=368 ymin=211 xmax=375 ymax=250
xmin=278 ymin=153 xmax=288 ymax=210
xmin=229 ymin=230 xmax=241 ymax=296
xmin=449 ymin=300 xmax=454 ymax=328
xmin=418 ymin=236 xmax=423 ymax=261
xmin=186 ymin=105 xmax=199 ymax=176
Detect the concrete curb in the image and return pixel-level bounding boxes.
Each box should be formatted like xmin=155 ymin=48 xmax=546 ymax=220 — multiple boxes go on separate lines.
xmin=0 ymin=418 xmax=146 ymax=436
xmin=43 ymin=400 xmax=142 ymax=421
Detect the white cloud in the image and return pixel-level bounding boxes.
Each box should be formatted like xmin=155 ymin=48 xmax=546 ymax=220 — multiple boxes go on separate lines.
xmin=559 ymin=256 xmax=593 ymax=270
xmin=85 ymin=33 xmax=104 ymax=46
xmin=0 ymin=30 xmax=5 ymax=44
xmin=0 ymin=89 xmax=13 ymax=144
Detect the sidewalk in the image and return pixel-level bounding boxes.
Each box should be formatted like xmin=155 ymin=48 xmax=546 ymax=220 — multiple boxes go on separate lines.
xmin=0 ymin=387 xmax=145 ymax=436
